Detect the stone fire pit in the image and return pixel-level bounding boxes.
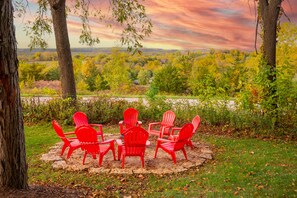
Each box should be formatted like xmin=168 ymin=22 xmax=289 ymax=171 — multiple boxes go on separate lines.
xmin=41 ymin=134 xmax=213 ymax=174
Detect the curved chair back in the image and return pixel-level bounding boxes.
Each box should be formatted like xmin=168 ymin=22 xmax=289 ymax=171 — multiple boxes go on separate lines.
xmin=52 ymin=120 xmax=69 ymax=144
xmin=124 ymin=127 xmax=149 ymax=155
xmin=161 ymin=110 xmax=176 ymax=136
xmin=75 ymin=126 xmax=99 ymax=153
xmin=73 ymin=111 xmax=89 ymax=127
xmin=192 ymin=115 xmax=201 ymax=133
xmin=123 ymin=108 xmax=139 ymax=129
xmin=174 ymin=123 xmax=194 ymax=150
xmin=161 ymin=110 xmax=176 ymax=126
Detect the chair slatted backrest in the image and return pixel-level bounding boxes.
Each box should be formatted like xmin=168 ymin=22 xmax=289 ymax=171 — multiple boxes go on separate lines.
xmin=192 ymin=115 xmax=201 ymax=134
xmin=123 ymin=127 xmax=148 ymax=156
xmin=75 ymin=126 xmax=99 ymax=154
xmin=123 ymin=108 xmax=139 ymax=129
xmin=174 ymin=123 xmax=194 ymax=150
xmin=73 ymin=111 xmax=89 ymax=127
xmin=161 ymin=110 xmax=176 ymax=126
xmin=52 ymin=120 xmax=70 ymax=144
xmin=160 ymin=110 xmax=176 ymax=135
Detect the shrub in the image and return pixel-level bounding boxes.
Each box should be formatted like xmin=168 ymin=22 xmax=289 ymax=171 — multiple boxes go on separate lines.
xmin=152 ymin=63 xmax=187 ymax=94
xmin=41 ymin=63 xmax=60 ymax=81
xmin=22 ymin=96 xmax=296 ymax=139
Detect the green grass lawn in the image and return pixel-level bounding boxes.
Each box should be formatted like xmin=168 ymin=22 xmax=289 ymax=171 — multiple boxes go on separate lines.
xmin=25 ymin=124 xmax=297 ymax=197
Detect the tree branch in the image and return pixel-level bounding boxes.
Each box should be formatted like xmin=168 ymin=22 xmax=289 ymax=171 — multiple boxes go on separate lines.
xmin=255 ymin=16 xmax=259 ymax=54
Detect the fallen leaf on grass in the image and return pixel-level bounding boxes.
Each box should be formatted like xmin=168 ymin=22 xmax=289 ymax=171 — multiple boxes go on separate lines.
xmin=254 ymin=184 xmax=264 ymax=190
xmin=280 ymin=164 xmax=288 ymax=167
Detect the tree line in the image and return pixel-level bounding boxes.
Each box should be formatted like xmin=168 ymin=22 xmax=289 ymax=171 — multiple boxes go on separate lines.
xmin=19 ymin=22 xmax=297 ymax=112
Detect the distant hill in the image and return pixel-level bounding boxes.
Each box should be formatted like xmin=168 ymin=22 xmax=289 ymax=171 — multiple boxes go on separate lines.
xmin=17 ymin=48 xmax=182 ymax=55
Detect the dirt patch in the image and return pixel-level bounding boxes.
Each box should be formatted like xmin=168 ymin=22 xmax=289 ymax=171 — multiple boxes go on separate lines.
xmin=41 ymin=134 xmax=213 ymax=174
xmin=0 ymin=185 xmax=89 ymax=198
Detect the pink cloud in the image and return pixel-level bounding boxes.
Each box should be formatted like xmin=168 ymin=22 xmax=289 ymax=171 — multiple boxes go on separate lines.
xmin=15 ymin=0 xmax=297 ymax=50
xmin=138 ymin=0 xmax=257 ymax=50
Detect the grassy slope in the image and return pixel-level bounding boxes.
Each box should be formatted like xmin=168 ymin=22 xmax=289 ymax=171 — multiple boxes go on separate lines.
xmin=25 ymin=124 xmax=297 ymax=197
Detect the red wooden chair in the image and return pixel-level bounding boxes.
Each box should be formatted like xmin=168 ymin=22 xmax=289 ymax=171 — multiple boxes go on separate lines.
xmin=119 ymin=108 xmax=142 ymax=135
xmin=116 ymin=127 xmax=149 ymax=168
xmin=148 ymin=110 xmax=176 ymax=138
xmin=170 ymin=115 xmax=201 ymax=149
xmin=154 ymin=123 xmax=194 ymax=164
xmin=73 ymin=111 xmax=104 ymax=141
xmin=52 ymin=120 xmax=81 ymax=159
xmin=75 ymin=125 xmax=116 ymax=167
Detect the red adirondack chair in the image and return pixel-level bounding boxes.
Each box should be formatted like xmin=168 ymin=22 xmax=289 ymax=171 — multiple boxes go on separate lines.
xmin=154 ymin=123 xmax=194 ymax=164
xmin=75 ymin=125 xmax=116 ymax=166
xmin=148 ymin=110 xmax=176 ymax=137
xmin=52 ymin=120 xmax=81 ymax=159
xmin=170 ymin=115 xmax=201 ymax=149
xmin=119 ymin=108 xmax=142 ymax=135
xmin=116 ymin=127 xmax=149 ymax=168
xmin=73 ymin=111 xmax=104 ymax=141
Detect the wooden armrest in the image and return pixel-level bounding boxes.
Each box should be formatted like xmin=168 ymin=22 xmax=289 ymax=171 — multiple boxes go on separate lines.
xmin=149 ymin=122 xmax=161 ymax=126
xmin=169 ymin=135 xmax=179 ymax=141
xmin=157 ymin=138 xmax=172 ymax=143
xmin=99 ymin=139 xmax=115 ymax=145
xmin=116 ymin=139 xmax=123 ymax=146
xmin=89 ymin=124 xmax=103 ymax=133
xmin=148 ymin=122 xmax=161 ymax=131
xmin=89 ymin=124 xmax=102 ymax=127
xmin=171 ymin=127 xmax=181 ymax=135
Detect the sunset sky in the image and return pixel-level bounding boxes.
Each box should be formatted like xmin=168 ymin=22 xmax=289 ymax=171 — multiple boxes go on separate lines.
xmin=15 ymin=0 xmax=297 ymax=51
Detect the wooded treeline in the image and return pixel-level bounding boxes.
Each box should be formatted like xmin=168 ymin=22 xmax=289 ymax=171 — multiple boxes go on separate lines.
xmin=19 ymin=23 xmax=297 ymax=111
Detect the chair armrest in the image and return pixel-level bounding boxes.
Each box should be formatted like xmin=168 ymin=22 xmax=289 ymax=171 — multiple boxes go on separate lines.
xmin=148 ymin=122 xmax=161 ymax=131
xmin=160 ymin=125 xmax=173 ymax=137
xmin=137 ymin=121 xmax=142 ymax=127
xmin=68 ymin=137 xmax=78 ymax=141
xmin=89 ymin=124 xmax=103 ymax=133
xmin=119 ymin=121 xmax=124 ymax=134
xmin=89 ymin=124 xmax=102 ymax=127
xmin=157 ymin=138 xmax=172 ymax=143
xmin=115 ymin=139 xmax=123 ymax=146
xmin=149 ymin=122 xmax=161 ymax=126
xmin=169 ymin=135 xmax=179 ymax=141
xmin=99 ymin=139 xmax=115 ymax=145
xmin=171 ymin=127 xmax=181 ymax=135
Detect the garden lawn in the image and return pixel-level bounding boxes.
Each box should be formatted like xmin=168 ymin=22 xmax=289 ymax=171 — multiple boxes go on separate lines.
xmin=25 ymin=124 xmax=297 ymax=197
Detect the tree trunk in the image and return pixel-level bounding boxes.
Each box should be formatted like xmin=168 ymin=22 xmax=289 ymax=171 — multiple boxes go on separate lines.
xmin=259 ymin=0 xmax=282 ymax=110
xmin=49 ymin=0 xmax=77 ymax=99
xmin=0 ymin=0 xmax=28 ymax=189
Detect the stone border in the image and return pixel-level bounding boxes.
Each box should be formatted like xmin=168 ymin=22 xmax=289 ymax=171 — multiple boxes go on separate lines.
xmin=41 ymin=134 xmax=213 ymax=174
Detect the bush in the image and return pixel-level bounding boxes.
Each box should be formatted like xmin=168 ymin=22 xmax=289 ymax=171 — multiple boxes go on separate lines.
xmin=152 ymin=63 xmax=187 ymax=94
xmin=19 ymin=61 xmax=46 ymax=82
xmin=22 ymin=96 xmax=296 ymax=139
xmin=41 ymin=63 xmax=60 ymax=81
